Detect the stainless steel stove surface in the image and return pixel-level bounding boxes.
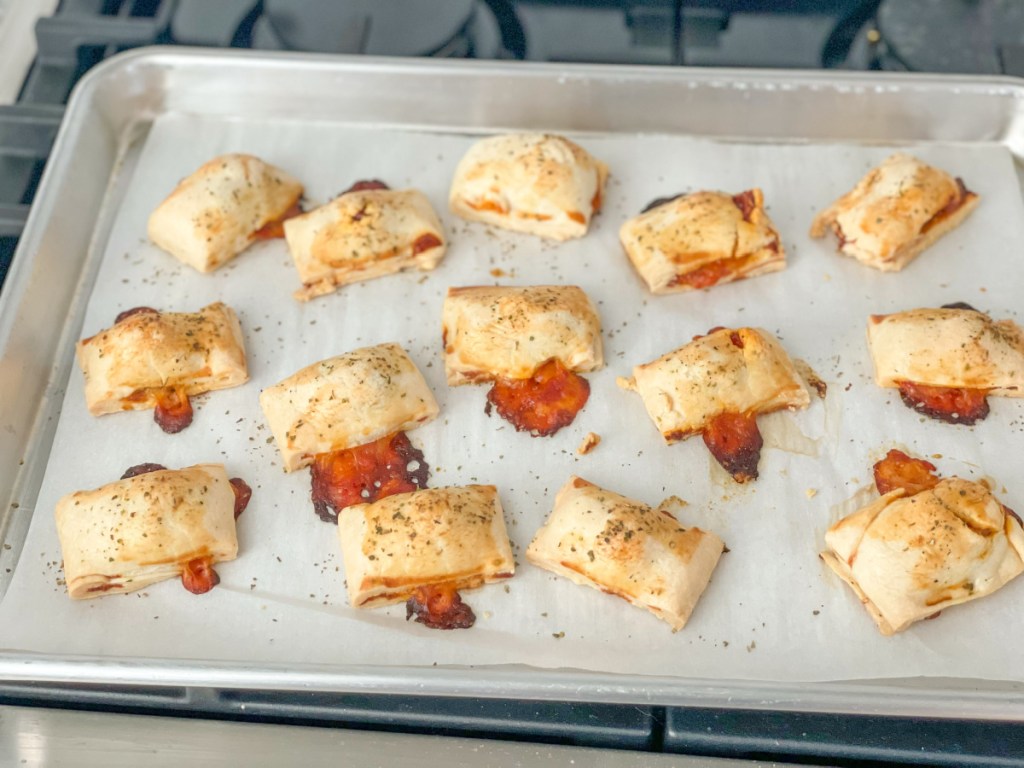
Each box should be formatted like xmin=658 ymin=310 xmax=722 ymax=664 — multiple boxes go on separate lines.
xmin=3 ymin=2 xmax=1024 ymax=766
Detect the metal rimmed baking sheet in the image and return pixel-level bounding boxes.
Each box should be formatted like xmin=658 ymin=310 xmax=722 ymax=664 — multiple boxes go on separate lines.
xmin=2 ymin=48 xmax=1024 ymax=717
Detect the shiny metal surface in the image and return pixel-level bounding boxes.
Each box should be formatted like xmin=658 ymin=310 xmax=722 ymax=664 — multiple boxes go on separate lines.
xmin=0 ymin=705 xmax=806 ymax=768
xmin=3 ymin=48 xmax=1024 ymax=717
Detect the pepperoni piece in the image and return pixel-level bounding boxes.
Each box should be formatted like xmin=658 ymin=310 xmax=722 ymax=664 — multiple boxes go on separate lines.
xmin=412 ymin=233 xmax=443 ymax=255
xmin=115 ymin=306 xmax=158 ymax=324
xmin=229 ymin=477 xmax=252 ymax=519
xmin=310 ymin=431 xmax=429 ymax=524
xmin=702 ymin=411 xmax=763 ymax=483
xmin=486 ymin=359 xmax=590 ymax=437
xmin=181 ymin=557 xmax=220 ymax=595
xmin=731 ymin=190 xmax=757 ymax=221
xmin=873 ymin=449 xmax=940 ymax=496
xmin=120 ymin=463 xmax=167 ymax=479
xmin=153 ymin=387 xmax=194 ymax=433
xmin=253 ymin=201 xmax=303 ymax=240
xmin=406 ymin=584 xmax=476 ymax=630
xmin=897 ymin=381 xmax=990 ymax=425
xmin=342 ymin=179 xmax=390 ymax=195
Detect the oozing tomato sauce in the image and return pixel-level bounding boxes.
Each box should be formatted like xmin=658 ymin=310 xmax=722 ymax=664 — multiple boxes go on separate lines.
xmin=486 ymin=359 xmax=590 ymax=437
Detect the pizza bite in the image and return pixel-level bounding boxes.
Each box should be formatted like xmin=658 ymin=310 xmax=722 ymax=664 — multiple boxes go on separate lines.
xmin=55 ymin=463 xmax=251 ymax=599
xmin=76 ymin=302 xmax=248 ymax=434
xmin=620 ymin=189 xmax=785 ymax=293
xmin=442 ymin=285 xmax=603 ymax=436
xmin=259 ymin=343 xmax=439 ymax=522
xmin=625 ymin=327 xmax=810 ymax=482
xmin=148 ymin=153 xmax=303 ymax=273
xmin=527 ymin=477 xmax=725 ymax=631
xmin=810 ymin=153 xmax=978 ymax=272
xmin=821 ymin=449 xmax=1024 ymax=635
xmin=449 ymin=133 xmax=608 ymax=241
xmin=284 ymin=180 xmax=446 ymax=301
xmin=867 ymin=305 xmax=1024 ymax=425
xmin=338 ymin=485 xmax=515 ymax=629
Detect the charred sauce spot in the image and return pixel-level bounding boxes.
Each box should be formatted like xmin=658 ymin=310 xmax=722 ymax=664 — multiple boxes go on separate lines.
xmin=702 ymin=411 xmax=763 ymax=483
xmin=181 ymin=557 xmax=220 ymax=595
xmin=641 ymin=192 xmax=685 ymax=214
xmin=897 ymin=381 xmax=990 ymax=425
xmin=486 ymin=359 xmax=590 ymax=437
xmin=406 ymin=584 xmax=476 ymax=630
xmin=121 ymin=463 xmax=167 ymax=480
xmin=342 ymin=179 xmax=390 ymax=195
xmin=310 ymin=432 xmax=429 ymax=524
xmin=154 ymin=387 xmax=193 ymax=433
xmin=692 ymin=326 xmax=727 ymax=342
xmin=115 ymin=306 xmax=158 ymax=324
xmin=941 ymin=301 xmax=979 ymax=312
xmin=873 ymin=449 xmax=940 ymax=496
xmin=731 ymin=190 xmax=757 ymax=221
xmin=253 ymin=201 xmax=303 ymax=240
xmin=229 ymin=477 xmax=252 ymax=519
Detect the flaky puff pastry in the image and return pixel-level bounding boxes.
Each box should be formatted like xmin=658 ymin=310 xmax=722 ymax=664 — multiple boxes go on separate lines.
xmin=822 ymin=479 xmax=1024 ymax=635
xmin=76 ymin=302 xmax=248 ymax=417
xmin=338 ymin=485 xmax=515 ymax=608
xmin=527 ymin=477 xmax=725 ymax=631
xmin=810 ymin=153 xmax=978 ymax=272
xmin=868 ymin=307 xmax=1024 ymax=395
xmin=628 ymin=327 xmax=810 ymax=442
xmin=259 ymin=343 xmax=439 ymax=473
xmin=620 ymin=189 xmax=785 ymax=294
xmin=148 ymin=153 xmax=303 ymax=273
xmin=442 ymin=285 xmax=603 ymax=385
xmin=285 ymin=188 xmax=446 ymax=301
xmin=449 ymin=133 xmax=608 ymax=241
xmin=55 ymin=464 xmax=239 ymax=599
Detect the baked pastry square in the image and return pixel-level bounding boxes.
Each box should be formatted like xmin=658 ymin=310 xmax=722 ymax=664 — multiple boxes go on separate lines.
xmin=76 ymin=302 xmax=248 ymax=433
xmin=822 ymin=450 xmax=1024 ymax=635
xmin=442 ymin=285 xmax=602 ymax=436
xmin=810 ymin=153 xmax=978 ymax=272
xmin=259 ymin=342 xmax=439 ymax=473
xmin=867 ymin=305 xmax=1024 ymax=424
xmin=442 ymin=285 xmax=603 ymax=384
xmin=620 ymin=189 xmax=785 ymax=294
xmin=626 ymin=327 xmax=810 ymax=482
xmin=338 ymin=485 xmax=515 ymax=609
xmin=284 ymin=184 xmax=446 ymax=301
xmin=449 ymin=133 xmax=608 ymax=241
xmin=55 ymin=463 xmax=246 ymax=599
xmin=527 ymin=477 xmax=725 ymax=631
xmin=148 ymin=153 xmax=303 ymax=273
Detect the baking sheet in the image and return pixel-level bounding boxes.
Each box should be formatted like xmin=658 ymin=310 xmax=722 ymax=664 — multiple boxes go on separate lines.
xmin=2 ymin=113 xmax=1023 ymax=683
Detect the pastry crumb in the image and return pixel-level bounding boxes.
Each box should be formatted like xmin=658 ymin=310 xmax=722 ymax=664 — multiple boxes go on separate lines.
xmin=552 ymin=631 xmax=565 ymax=639
xmin=483 ymin=610 xmax=493 ymax=620
xmin=576 ymin=432 xmax=601 ymax=455
xmin=805 ymin=488 xmax=818 ymax=499
xmin=616 ymin=376 xmax=636 ymax=391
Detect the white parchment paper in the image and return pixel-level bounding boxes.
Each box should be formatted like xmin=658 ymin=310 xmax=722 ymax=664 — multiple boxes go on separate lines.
xmin=2 ymin=113 xmax=1024 ymax=683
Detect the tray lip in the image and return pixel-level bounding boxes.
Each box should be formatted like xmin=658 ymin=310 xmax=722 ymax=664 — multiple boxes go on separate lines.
xmin=6 ymin=45 xmax=1024 ymax=716
xmin=0 ymin=652 xmax=1022 ymax=719
xmin=77 ymin=44 xmax=1024 ymax=92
